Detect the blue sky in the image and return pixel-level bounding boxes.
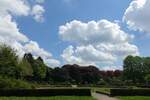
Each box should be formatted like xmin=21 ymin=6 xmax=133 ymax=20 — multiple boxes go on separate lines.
xmin=0 ymin=0 xmax=150 ymax=70
xmin=17 ymin=0 xmax=131 ymax=52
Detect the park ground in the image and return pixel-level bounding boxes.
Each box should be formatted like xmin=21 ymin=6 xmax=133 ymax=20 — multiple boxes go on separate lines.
xmin=0 ymin=89 xmax=150 ymax=100
xmin=118 ymin=96 xmax=150 ymax=100
xmin=0 ymin=96 xmax=95 ymax=100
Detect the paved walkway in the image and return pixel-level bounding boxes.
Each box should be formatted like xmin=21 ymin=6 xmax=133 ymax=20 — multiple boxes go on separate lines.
xmin=92 ymin=93 xmax=118 ymax=100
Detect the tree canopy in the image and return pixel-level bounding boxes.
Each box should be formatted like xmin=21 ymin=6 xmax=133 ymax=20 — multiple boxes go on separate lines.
xmin=123 ymin=55 xmax=150 ymax=84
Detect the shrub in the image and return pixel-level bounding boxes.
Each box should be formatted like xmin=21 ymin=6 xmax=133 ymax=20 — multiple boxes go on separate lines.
xmin=0 ymin=89 xmax=91 ymax=96
xmin=110 ymin=88 xmax=150 ymax=96
xmin=0 ymin=76 xmax=33 ymax=89
xmin=145 ymin=74 xmax=150 ymax=85
xmin=97 ymin=79 xmax=107 ymax=85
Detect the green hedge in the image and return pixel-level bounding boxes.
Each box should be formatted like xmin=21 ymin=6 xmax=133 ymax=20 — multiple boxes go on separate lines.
xmin=0 ymin=89 xmax=91 ymax=96
xmin=110 ymin=88 xmax=150 ymax=96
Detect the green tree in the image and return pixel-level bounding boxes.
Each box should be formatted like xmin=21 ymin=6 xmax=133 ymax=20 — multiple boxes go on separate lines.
xmin=143 ymin=57 xmax=150 ymax=75
xmin=23 ymin=53 xmax=35 ymax=64
xmin=33 ymin=57 xmax=47 ymax=80
xmin=45 ymin=67 xmax=53 ymax=83
xmin=19 ymin=58 xmax=33 ymax=79
xmin=123 ymin=55 xmax=144 ymax=84
xmin=51 ymin=67 xmax=70 ymax=83
xmin=23 ymin=53 xmax=47 ymax=81
xmin=0 ymin=45 xmax=21 ymax=78
xmin=144 ymin=74 xmax=150 ymax=85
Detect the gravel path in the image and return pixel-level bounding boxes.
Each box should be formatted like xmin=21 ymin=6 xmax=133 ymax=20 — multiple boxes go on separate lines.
xmin=92 ymin=93 xmax=118 ymax=100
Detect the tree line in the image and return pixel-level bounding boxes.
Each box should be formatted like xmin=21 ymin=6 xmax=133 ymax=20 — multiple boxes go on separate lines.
xmin=0 ymin=45 xmax=105 ymax=88
xmin=0 ymin=44 xmax=150 ymax=89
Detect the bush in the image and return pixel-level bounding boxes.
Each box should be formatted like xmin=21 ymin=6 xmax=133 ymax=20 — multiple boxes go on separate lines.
xmin=145 ymin=74 xmax=150 ymax=85
xmin=0 ymin=76 xmax=33 ymax=89
xmin=110 ymin=78 xmax=124 ymax=86
xmin=97 ymin=79 xmax=107 ymax=85
xmin=110 ymin=88 xmax=150 ymax=96
xmin=0 ymin=89 xmax=91 ymax=96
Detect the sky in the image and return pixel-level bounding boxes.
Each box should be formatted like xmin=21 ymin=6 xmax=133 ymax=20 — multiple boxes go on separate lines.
xmin=0 ymin=0 xmax=150 ymax=70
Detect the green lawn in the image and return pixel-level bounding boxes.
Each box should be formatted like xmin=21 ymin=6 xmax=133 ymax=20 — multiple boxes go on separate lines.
xmin=118 ymin=96 xmax=150 ymax=100
xmin=0 ymin=96 xmax=95 ymax=100
xmin=93 ymin=88 xmax=110 ymax=94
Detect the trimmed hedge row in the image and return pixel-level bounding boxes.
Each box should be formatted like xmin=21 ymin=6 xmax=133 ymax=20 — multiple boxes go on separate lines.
xmin=110 ymin=88 xmax=150 ymax=96
xmin=0 ymin=89 xmax=91 ymax=96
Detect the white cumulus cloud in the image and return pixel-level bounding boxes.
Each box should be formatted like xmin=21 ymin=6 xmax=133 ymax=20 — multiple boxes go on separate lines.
xmin=123 ymin=0 xmax=150 ymax=33
xmin=0 ymin=15 xmax=28 ymax=42
xmin=61 ymin=45 xmax=96 ymax=66
xmin=59 ymin=20 xmax=139 ymax=69
xmin=0 ymin=0 xmax=30 ymax=16
xmin=59 ymin=20 xmax=134 ymax=44
xmin=31 ymin=5 xmax=45 ymax=22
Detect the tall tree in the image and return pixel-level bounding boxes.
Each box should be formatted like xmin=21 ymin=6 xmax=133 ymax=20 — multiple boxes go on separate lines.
xmin=33 ymin=57 xmax=47 ymax=80
xmin=23 ymin=53 xmax=47 ymax=81
xmin=62 ymin=64 xmax=82 ymax=84
xmin=0 ymin=45 xmax=20 ymax=78
xmin=19 ymin=57 xmax=33 ymax=79
xmin=51 ymin=67 xmax=70 ymax=83
xmin=143 ymin=57 xmax=150 ymax=75
xmin=123 ymin=55 xmax=145 ymax=83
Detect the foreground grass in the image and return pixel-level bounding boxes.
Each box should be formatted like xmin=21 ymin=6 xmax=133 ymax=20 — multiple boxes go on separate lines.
xmin=118 ymin=96 xmax=150 ymax=100
xmin=0 ymin=96 xmax=95 ymax=100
